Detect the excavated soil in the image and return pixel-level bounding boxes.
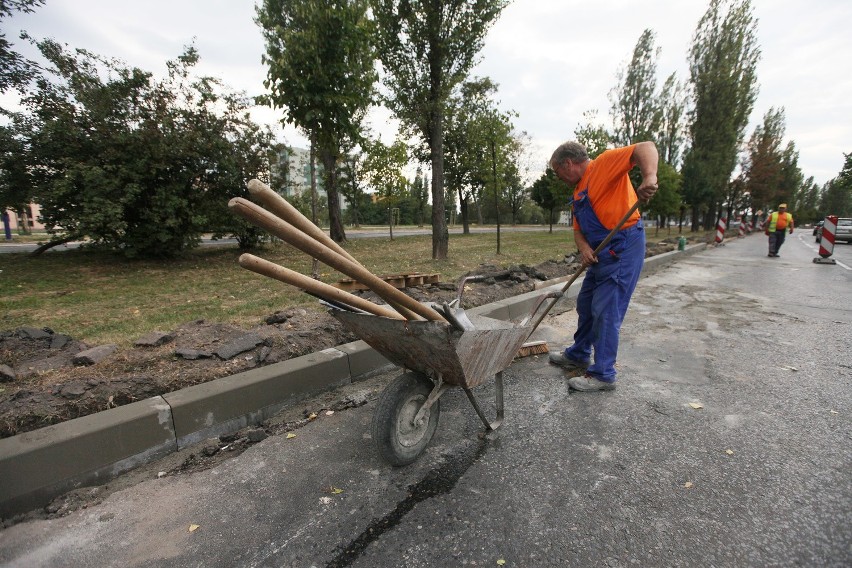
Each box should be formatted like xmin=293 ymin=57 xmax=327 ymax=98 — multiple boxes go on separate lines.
xmin=0 ymin=241 xmax=682 ymax=439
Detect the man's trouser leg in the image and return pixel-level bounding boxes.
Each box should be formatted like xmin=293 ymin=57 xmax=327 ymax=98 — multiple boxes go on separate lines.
xmin=564 ymin=274 xmax=594 ymax=365
xmin=768 ymin=232 xmax=778 ymax=254
xmin=774 ymin=230 xmax=787 ymax=253
xmin=581 ymin=229 xmax=646 ymax=383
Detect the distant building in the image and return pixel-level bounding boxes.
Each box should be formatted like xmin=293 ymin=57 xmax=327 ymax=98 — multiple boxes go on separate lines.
xmin=3 ymin=204 xmax=46 ymax=232
xmin=272 ymin=147 xmax=326 ymax=199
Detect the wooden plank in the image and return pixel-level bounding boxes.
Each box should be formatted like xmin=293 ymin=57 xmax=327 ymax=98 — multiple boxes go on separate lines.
xmin=332 ymin=272 xmax=442 ymax=291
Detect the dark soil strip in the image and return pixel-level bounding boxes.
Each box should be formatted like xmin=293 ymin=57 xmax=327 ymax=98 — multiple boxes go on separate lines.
xmin=326 ymin=439 xmax=488 ymax=567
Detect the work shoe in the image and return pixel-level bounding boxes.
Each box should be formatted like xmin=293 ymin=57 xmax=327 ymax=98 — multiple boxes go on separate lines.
xmin=548 ymin=351 xmax=589 ymax=372
xmin=567 ymin=374 xmax=616 ymax=392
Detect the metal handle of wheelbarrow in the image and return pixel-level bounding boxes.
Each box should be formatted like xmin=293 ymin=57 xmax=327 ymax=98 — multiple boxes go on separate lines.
xmin=525 ymin=199 xmax=643 ymax=335
xmin=456 ymin=275 xmax=485 ymax=305
xmin=519 ymin=291 xmax=564 ymax=327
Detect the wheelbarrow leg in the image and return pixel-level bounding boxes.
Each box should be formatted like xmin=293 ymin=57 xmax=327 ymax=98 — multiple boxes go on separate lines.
xmin=463 ymin=371 xmax=504 ymax=433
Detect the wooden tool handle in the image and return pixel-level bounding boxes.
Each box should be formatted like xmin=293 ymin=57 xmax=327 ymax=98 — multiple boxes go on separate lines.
xmin=229 ymin=198 xmax=447 ymax=323
xmin=238 ymin=254 xmax=404 ymax=320
xmin=247 ymin=179 xmax=360 ymax=266
xmin=527 ymin=199 xmax=644 ymax=334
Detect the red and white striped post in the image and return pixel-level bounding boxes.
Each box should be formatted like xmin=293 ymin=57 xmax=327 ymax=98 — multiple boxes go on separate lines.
xmin=737 ymin=216 xmax=746 ymax=237
xmin=715 ymin=216 xmax=727 ymax=243
xmin=814 ymin=215 xmax=838 ymax=265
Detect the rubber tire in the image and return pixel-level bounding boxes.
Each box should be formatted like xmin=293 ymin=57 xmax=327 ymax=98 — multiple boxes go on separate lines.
xmin=372 ymin=372 xmax=440 ymax=466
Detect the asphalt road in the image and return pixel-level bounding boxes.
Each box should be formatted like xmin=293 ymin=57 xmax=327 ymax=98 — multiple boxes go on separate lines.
xmin=1 ymin=233 xmax=850 ymax=567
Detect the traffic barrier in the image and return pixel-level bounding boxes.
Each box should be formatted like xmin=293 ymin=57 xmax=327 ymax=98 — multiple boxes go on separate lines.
xmin=748 ymin=219 xmax=754 ymax=233
xmin=737 ymin=217 xmax=746 ymax=237
xmin=814 ymin=215 xmax=838 ymax=265
xmin=715 ymin=216 xmax=727 ymax=243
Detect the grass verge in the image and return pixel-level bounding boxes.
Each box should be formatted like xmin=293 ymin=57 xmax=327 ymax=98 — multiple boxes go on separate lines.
xmin=0 ymin=227 xmax=695 ymax=347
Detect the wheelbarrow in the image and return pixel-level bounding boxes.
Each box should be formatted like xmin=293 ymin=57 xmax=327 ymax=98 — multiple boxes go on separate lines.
xmin=329 ymin=278 xmax=559 ymax=466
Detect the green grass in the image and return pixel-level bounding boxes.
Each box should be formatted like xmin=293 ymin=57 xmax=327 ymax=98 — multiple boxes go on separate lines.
xmin=0 ymin=228 xmax=694 ymax=347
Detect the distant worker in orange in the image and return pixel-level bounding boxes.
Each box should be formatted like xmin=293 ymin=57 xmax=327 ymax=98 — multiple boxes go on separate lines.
xmin=765 ymin=203 xmax=794 ymax=257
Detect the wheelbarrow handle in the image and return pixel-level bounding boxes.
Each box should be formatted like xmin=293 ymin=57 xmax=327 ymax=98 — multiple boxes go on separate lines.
xmin=456 ymin=275 xmax=485 ymax=305
xmin=526 ymin=199 xmax=644 ymax=334
xmin=519 ymin=291 xmax=563 ymax=328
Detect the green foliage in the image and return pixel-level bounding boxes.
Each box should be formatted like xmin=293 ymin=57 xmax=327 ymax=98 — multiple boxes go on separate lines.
xmin=682 ymin=0 xmax=760 ymax=230
xmin=5 ymin=40 xmax=273 ymax=257
xmin=444 ymin=77 xmax=520 ymax=232
xmin=573 ymin=110 xmax=611 ymax=159
xmin=530 ymin=168 xmax=570 ymax=231
xmin=0 ymin=0 xmax=45 ymax=93
xmin=338 ymin=142 xmax=368 ymax=228
xmin=609 ymin=29 xmax=661 ymax=147
xmin=362 ymin=137 xmax=408 ymax=237
xmin=655 ymin=73 xmax=688 ymax=167
xmin=820 ymin=153 xmax=852 ymax=217
xmin=373 ymin=0 xmax=509 ymax=258
xmin=256 ymin=0 xmax=377 ymax=243
xmin=741 ymin=107 xmax=786 ymax=211
xmin=645 ymin=161 xmax=682 ymax=225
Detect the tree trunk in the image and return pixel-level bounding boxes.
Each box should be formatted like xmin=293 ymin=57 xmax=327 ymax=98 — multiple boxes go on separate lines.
xmin=310 ymin=137 xmax=319 ymax=279
xmin=459 ymin=191 xmax=470 ymax=235
xmin=18 ymin=209 xmax=31 ymax=235
xmin=319 ymin=149 xmax=346 ymax=244
xmin=29 ymin=234 xmax=81 ymax=257
xmin=491 ymin=139 xmax=500 ymax=255
xmin=429 ymin=107 xmax=448 ymax=259
xmin=548 ymin=207 xmax=554 ymax=233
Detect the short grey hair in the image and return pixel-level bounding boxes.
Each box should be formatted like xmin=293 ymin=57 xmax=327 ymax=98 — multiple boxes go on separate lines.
xmin=550 ymin=141 xmax=589 ymax=170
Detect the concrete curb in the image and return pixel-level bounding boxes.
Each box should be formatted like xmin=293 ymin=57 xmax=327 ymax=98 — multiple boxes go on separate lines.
xmin=0 ymin=243 xmax=708 ymax=519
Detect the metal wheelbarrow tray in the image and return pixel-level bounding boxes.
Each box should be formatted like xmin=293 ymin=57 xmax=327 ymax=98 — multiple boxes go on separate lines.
xmin=329 ymin=308 xmax=536 ymax=466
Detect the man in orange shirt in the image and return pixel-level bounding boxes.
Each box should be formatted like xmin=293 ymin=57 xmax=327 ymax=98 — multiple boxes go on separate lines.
xmin=764 ymin=203 xmax=794 ymax=257
xmin=547 ymin=141 xmax=659 ymax=391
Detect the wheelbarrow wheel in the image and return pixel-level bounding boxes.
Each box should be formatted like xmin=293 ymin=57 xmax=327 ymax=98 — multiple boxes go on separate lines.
xmin=372 ymin=372 xmax=440 ymax=466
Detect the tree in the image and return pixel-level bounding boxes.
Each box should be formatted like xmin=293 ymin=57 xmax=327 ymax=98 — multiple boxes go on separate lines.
xmin=0 ymin=0 xmax=44 ymax=94
xmin=410 ymin=168 xmax=429 ymax=227
xmin=609 ymin=29 xmax=661 ymax=147
xmin=13 ymin=41 xmax=273 ymax=257
xmin=777 ymin=141 xmax=804 ymax=212
xmin=256 ymin=0 xmax=377 ymax=243
xmin=819 ymin=153 xmax=852 ymax=217
xmin=741 ymin=107 xmax=785 ymax=214
xmin=794 ymin=175 xmax=820 ymax=222
xmin=644 ymin=161 xmax=682 ymax=235
xmin=373 ymin=0 xmax=509 ymax=259
xmin=0 ymin=121 xmax=33 ymax=225
xmin=503 ymin=144 xmax=527 ymax=225
xmin=573 ymin=110 xmax=611 ymax=159
xmin=681 ymin=0 xmax=760 ymax=230
xmin=656 ymin=72 xmax=689 ymax=167
xmin=338 ymin=141 xmax=368 ymax=228
xmin=362 ymin=138 xmax=409 ymax=239
xmin=530 ymin=168 xmax=570 ymax=233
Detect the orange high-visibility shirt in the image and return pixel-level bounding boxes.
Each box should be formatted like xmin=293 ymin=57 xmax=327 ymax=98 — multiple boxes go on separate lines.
xmin=572 ymin=145 xmax=639 ymax=231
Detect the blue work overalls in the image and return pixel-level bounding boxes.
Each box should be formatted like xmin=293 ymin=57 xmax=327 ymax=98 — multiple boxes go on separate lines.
xmin=563 ymin=188 xmax=645 ymax=383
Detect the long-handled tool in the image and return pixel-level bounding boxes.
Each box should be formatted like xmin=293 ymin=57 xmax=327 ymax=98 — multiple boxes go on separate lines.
xmin=238 ymin=254 xmax=404 ymax=320
xmin=246 ymin=179 xmax=362 ymax=266
xmin=229 ymin=197 xmax=448 ymax=323
xmin=516 ymin=199 xmax=643 ymax=357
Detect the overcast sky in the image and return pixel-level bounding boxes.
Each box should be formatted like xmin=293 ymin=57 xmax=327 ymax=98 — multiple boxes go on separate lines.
xmin=5 ymin=0 xmax=851 ymax=186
